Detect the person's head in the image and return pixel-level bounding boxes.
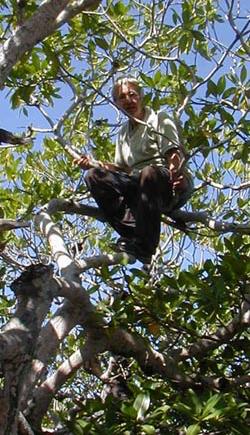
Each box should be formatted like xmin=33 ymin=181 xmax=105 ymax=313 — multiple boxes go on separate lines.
xmin=112 ymin=76 xmax=145 ymax=121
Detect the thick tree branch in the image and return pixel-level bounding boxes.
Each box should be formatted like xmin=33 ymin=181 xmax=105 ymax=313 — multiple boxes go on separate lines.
xmin=21 ymin=242 xmax=249 ymax=429
xmin=168 ymin=210 xmax=250 ymax=234
xmin=0 ymin=219 xmax=30 ymax=233
xmin=24 ymin=299 xmax=84 ymax=403
xmin=35 ymin=210 xmax=82 ymax=274
xmin=46 ymin=198 xmax=105 ymax=221
xmin=0 ymin=265 xmax=54 ymax=361
xmin=0 ymin=264 xmax=54 ymax=434
xmin=45 ymin=198 xmax=250 ymax=234
xmin=0 ymin=0 xmax=101 ymax=87
xmin=28 ymin=339 xmax=105 ymax=428
xmin=18 ymin=412 xmax=35 ymax=435
xmin=26 ymin=209 xmax=108 ymax=427
xmin=29 ymin=326 xmax=191 ymax=427
xmin=0 ymin=127 xmax=31 ymax=146
xmin=78 ymin=252 xmax=133 ymax=271
xmin=199 ymin=374 xmax=250 ymax=391
xmin=26 ymin=258 xmax=129 ymax=395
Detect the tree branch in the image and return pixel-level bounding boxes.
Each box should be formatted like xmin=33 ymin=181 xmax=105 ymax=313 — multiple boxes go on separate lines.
xmin=173 ymin=295 xmax=250 ymax=361
xmin=28 ymin=340 xmax=105 ymax=428
xmin=0 ymin=219 xmax=30 ymax=233
xmin=46 ymin=197 xmax=104 ymax=219
xmin=0 ymin=0 xmax=101 ymax=87
xmin=35 ymin=210 xmax=78 ymax=273
xmin=23 ymin=276 xmax=250 ymax=428
xmin=0 ymin=264 xmax=55 ymax=434
xmin=168 ymin=210 xmax=250 ymax=234
xmin=45 ymin=197 xmax=250 ymax=235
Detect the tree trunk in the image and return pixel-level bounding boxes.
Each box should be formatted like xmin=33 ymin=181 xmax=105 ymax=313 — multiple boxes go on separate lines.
xmin=0 ymin=264 xmax=54 ymax=435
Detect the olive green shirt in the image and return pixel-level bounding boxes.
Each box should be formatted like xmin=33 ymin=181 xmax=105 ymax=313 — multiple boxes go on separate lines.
xmin=114 ymin=107 xmax=193 ymax=209
xmin=115 ymin=107 xmax=181 ymax=170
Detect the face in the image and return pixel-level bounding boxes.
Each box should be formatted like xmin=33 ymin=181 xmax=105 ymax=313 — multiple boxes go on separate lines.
xmin=114 ymin=82 xmax=145 ymax=120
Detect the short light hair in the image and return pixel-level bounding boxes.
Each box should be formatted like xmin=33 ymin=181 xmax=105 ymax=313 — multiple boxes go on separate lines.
xmin=112 ymin=76 xmax=144 ymax=101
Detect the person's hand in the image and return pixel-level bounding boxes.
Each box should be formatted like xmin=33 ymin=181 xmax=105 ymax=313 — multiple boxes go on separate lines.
xmin=168 ymin=152 xmax=188 ymax=191
xmin=74 ymin=155 xmax=94 ymax=170
xmin=170 ymin=171 xmax=188 ymax=191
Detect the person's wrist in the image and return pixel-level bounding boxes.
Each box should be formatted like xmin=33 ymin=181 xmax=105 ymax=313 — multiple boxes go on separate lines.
xmin=98 ymin=161 xmax=104 ymax=168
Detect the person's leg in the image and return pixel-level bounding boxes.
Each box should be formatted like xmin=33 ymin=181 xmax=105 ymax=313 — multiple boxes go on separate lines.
xmin=134 ymin=166 xmax=173 ymax=255
xmin=84 ymin=168 xmax=138 ymax=238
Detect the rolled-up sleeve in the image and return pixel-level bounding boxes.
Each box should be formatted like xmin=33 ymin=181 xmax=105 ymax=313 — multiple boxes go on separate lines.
xmin=114 ymin=129 xmax=126 ymax=167
xmin=157 ymin=112 xmax=180 ymax=155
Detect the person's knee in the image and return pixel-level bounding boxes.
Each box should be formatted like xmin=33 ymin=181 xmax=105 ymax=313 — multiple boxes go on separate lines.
xmin=84 ymin=167 xmax=106 ymax=185
xmin=140 ymin=165 xmax=158 ymax=184
xmin=84 ymin=168 xmax=94 ymax=188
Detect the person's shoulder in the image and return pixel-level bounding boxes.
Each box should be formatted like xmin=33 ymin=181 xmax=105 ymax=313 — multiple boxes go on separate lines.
xmin=156 ymin=110 xmax=176 ymax=128
xmin=157 ymin=110 xmax=173 ymax=121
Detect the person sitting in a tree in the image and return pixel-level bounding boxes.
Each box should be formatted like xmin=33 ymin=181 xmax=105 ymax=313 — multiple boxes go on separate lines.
xmin=75 ymin=76 xmax=193 ymax=264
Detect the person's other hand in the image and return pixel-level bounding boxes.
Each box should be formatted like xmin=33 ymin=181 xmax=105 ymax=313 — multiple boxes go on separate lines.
xmin=168 ymin=151 xmax=188 ymax=191
xmin=171 ymin=171 xmax=188 ymax=191
xmin=74 ymin=155 xmax=93 ymax=170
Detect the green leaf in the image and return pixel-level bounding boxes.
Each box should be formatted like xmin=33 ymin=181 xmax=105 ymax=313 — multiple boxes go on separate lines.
xmin=191 ymin=30 xmax=206 ymax=41
xmin=133 ymin=392 xmax=150 ymax=421
xmin=172 ymin=9 xmax=180 ymax=25
xmin=203 ymin=409 xmax=223 ymax=421
xmin=149 ymin=405 xmax=170 ymax=419
xmin=114 ymin=1 xmax=127 ymax=15
xmin=179 ymin=34 xmax=189 ymax=53
xmin=121 ymin=403 xmax=137 ymax=418
xmin=207 ymin=80 xmax=217 ymax=96
xmin=186 ymin=424 xmax=201 ymax=435
xmin=188 ymin=389 xmax=202 ymax=414
xmin=182 ymin=2 xmax=191 ymax=24
xmin=22 ymin=107 xmax=28 ymax=117
xmin=154 ymin=70 xmax=162 ymax=84
xmin=222 ymin=86 xmax=236 ymax=98
xmin=217 ymin=76 xmax=226 ymax=94
xmin=140 ymin=72 xmax=154 ymax=87
xmin=31 ymin=52 xmax=41 ymax=70
xmin=100 ymin=265 xmax=110 ymax=279
xmin=219 ymin=108 xmax=234 ymax=124
xmin=169 ymin=61 xmax=177 ymax=75
xmin=202 ymin=394 xmax=221 ymax=418
xmin=240 ymin=64 xmax=247 ymax=83
xmin=73 ymin=420 xmax=92 ymax=434
xmin=130 ymin=268 xmax=149 ymax=279
xmin=95 ymin=37 xmax=109 ymax=50
xmin=174 ymin=402 xmax=193 ymax=416
xmin=141 ymin=424 xmax=156 ymax=434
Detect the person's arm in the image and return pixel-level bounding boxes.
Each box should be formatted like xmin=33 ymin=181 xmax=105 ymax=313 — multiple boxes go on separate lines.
xmin=165 ymin=148 xmax=188 ymax=191
xmin=157 ymin=112 xmax=188 ymax=191
xmin=74 ymin=154 xmax=131 ymax=174
xmin=102 ymin=161 xmax=132 ymax=173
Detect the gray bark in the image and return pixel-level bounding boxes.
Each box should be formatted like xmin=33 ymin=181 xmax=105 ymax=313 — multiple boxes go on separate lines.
xmin=0 ymin=0 xmax=101 ymax=87
xmin=0 ymin=264 xmax=54 ymax=435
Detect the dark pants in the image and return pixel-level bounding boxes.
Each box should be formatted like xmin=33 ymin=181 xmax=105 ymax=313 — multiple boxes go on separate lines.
xmin=85 ymin=165 xmax=186 ymax=255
